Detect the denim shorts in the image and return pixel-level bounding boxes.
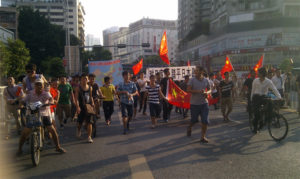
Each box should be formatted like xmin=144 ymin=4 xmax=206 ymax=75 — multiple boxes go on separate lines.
xmin=121 ymin=103 xmax=133 ymax=118
xmin=26 ymin=116 xmax=52 ymax=128
xmin=190 ymin=103 xmax=209 ymax=124
xmin=149 ymin=103 xmax=161 ymax=118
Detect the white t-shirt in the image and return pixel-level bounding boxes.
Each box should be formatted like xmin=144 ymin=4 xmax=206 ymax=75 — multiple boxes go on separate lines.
xmin=137 ymin=78 xmax=147 ymax=92
xmin=251 ymin=78 xmax=281 ymax=100
xmin=271 ymin=74 xmax=286 ymax=90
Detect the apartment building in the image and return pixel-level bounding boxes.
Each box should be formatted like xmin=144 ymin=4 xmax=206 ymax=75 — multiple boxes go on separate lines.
xmin=107 ymin=18 xmax=178 ymax=64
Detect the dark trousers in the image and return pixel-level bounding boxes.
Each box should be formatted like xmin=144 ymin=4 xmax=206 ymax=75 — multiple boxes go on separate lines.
xmin=139 ymin=91 xmax=147 ymax=113
xmin=162 ymin=100 xmax=173 ymax=121
xmin=103 ymin=101 xmax=114 ymax=121
xmin=252 ymin=95 xmax=272 ymax=131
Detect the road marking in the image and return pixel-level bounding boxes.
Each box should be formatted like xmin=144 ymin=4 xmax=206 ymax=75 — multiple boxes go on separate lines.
xmin=128 ymin=154 xmax=154 ymax=179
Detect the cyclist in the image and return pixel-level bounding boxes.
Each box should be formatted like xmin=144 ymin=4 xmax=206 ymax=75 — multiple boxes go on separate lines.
xmin=17 ymin=79 xmax=66 ymax=156
xmin=4 ymin=77 xmax=24 ymax=138
xmin=251 ymin=67 xmax=282 ymax=134
xmin=22 ymin=64 xmax=47 ymax=94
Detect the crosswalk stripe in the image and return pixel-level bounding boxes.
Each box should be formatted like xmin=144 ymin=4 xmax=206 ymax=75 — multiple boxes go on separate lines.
xmin=128 ymin=154 xmax=154 ymax=179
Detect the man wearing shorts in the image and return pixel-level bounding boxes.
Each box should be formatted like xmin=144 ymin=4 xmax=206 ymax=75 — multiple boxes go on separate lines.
xmin=187 ymin=66 xmax=211 ymax=143
xmin=17 ymin=79 xmax=66 ymax=155
xmin=117 ymin=71 xmax=138 ymax=135
xmin=57 ymin=75 xmax=74 ymax=129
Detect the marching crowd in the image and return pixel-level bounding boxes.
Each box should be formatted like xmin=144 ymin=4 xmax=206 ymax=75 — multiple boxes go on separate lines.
xmin=3 ymin=63 xmax=300 ymax=156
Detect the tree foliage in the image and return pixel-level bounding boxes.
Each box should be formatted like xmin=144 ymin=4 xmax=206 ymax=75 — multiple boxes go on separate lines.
xmin=91 ymin=46 xmax=112 ymax=60
xmin=0 ymin=39 xmax=30 ymax=79
xmin=42 ymin=57 xmax=66 ymax=78
xmin=279 ymin=58 xmax=294 ymax=72
xmin=18 ymin=6 xmax=81 ymax=74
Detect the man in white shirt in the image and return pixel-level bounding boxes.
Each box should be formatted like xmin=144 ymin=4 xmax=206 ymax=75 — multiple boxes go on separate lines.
xmin=137 ymin=73 xmax=148 ymax=115
xmin=251 ymin=67 xmax=282 ymax=134
xmin=271 ymin=69 xmax=286 ymax=97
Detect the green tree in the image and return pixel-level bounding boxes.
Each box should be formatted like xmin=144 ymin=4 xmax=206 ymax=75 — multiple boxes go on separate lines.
xmin=0 ymin=39 xmax=30 ymax=79
xmin=279 ymin=58 xmax=294 ymax=72
xmin=91 ymin=46 xmax=112 ymax=60
xmin=18 ymin=7 xmax=81 ymax=72
xmin=42 ymin=57 xmax=66 ymax=78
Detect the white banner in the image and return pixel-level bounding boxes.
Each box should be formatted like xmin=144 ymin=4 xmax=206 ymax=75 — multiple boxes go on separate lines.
xmin=146 ymin=66 xmax=196 ymax=81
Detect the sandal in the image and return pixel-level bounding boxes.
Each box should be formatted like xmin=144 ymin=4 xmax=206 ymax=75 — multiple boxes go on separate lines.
xmin=200 ymin=138 xmax=209 ymax=143
xmin=56 ymin=147 xmax=66 ymax=153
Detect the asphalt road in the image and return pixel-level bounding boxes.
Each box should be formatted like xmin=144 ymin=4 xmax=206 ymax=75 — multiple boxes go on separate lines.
xmin=1 ymin=99 xmax=300 ymax=179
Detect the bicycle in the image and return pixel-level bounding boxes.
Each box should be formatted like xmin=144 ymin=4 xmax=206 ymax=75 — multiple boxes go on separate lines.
xmin=26 ymin=101 xmax=50 ymax=166
xmin=249 ymin=97 xmax=288 ymax=142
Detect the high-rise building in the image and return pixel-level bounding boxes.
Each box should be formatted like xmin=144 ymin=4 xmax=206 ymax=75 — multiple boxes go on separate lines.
xmin=178 ymin=0 xmax=300 ymax=72
xmin=1 ymin=0 xmax=17 ymax=7
xmin=16 ymin=0 xmax=85 ymax=44
xmin=85 ymin=34 xmax=100 ymax=50
xmin=107 ymin=18 xmax=178 ymax=64
xmin=0 ymin=7 xmax=18 ymax=38
xmin=103 ymin=26 xmax=119 ymax=52
xmin=178 ymin=0 xmax=211 ymax=41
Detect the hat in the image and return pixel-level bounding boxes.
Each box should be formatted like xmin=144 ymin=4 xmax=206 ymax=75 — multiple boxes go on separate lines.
xmin=35 ymin=78 xmax=43 ymax=84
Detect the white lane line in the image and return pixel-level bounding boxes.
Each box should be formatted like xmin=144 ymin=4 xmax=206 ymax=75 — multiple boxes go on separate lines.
xmin=128 ymin=154 xmax=154 ymax=179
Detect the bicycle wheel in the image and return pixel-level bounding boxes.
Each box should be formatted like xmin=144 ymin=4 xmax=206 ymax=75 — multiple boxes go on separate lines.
xmin=31 ymin=132 xmax=40 ymax=166
xmin=268 ymin=114 xmax=289 ymax=142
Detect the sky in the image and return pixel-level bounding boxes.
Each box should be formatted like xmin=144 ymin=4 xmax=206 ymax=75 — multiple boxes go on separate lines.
xmin=81 ymin=0 xmax=178 ymax=44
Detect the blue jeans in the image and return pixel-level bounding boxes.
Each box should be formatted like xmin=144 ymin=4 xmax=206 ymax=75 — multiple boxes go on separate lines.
xmin=190 ymin=103 xmax=209 ymax=124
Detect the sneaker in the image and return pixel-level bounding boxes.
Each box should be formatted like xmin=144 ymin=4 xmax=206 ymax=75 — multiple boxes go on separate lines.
xmin=87 ymin=137 xmax=93 ymax=143
xmin=200 ymin=138 xmax=209 ymax=143
xmin=107 ymin=120 xmax=111 ymax=126
xmin=56 ymin=147 xmax=67 ymax=153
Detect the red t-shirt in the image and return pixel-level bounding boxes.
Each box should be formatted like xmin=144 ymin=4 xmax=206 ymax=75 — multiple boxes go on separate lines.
xmin=50 ymin=87 xmax=58 ymax=113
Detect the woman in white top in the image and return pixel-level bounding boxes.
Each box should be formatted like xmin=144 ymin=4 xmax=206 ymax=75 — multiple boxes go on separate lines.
xmin=251 ymin=67 xmax=282 ymax=133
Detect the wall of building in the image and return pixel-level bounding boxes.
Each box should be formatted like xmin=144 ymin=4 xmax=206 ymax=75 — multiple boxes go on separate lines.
xmin=0 ymin=25 xmax=14 ymax=43
xmin=108 ymin=18 xmax=178 ymax=64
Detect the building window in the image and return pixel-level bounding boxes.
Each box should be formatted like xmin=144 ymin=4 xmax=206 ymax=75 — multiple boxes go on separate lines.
xmin=69 ymin=22 xmax=74 ymax=24
xmin=69 ymin=15 xmax=73 ymax=18
xmin=51 ymin=6 xmax=63 ymax=9
xmin=69 ymin=9 xmax=73 ymax=12
xmin=70 ymin=28 xmax=74 ymax=31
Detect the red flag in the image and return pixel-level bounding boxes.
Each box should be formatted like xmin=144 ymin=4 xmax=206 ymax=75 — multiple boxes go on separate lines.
xmin=159 ymin=31 xmax=170 ymax=65
xmin=248 ymin=54 xmax=264 ymax=78
xmin=132 ymin=58 xmax=143 ymax=75
xmin=167 ymin=79 xmax=191 ymax=109
xmin=220 ymin=56 xmax=234 ymax=79
xmin=187 ymin=60 xmax=191 ymax=66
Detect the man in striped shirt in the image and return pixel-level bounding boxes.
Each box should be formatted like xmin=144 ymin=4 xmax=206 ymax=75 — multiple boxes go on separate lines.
xmin=145 ymin=75 xmax=167 ymax=128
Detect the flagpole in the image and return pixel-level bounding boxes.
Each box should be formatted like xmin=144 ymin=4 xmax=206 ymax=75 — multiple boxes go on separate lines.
xmin=227 ymin=55 xmax=235 ymax=72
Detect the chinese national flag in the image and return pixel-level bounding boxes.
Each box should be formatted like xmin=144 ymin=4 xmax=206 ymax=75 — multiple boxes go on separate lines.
xmin=159 ymin=31 xmax=170 ymax=65
xmin=187 ymin=60 xmax=191 ymax=66
xmin=167 ymin=79 xmax=191 ymax=109
xmin=220 ymin=56 xmax=234 ymax=79
xmin=132 ymin=58 xmax=143 ymax=75
xmin=248 ymin=54 xmax=264 ymax=78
